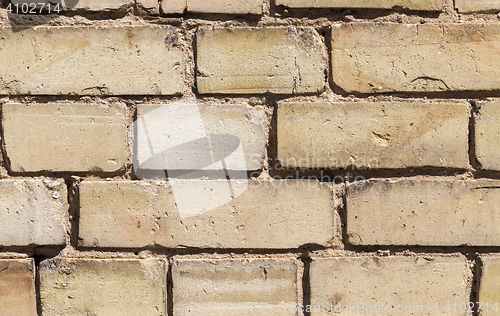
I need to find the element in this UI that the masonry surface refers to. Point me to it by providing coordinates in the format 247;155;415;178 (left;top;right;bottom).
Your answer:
1;0;500;315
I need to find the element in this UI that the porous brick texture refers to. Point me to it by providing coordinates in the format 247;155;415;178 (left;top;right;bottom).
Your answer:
0;26;183;95
1;0;499;314
0;259;37;316
477;256;500;316
40;258;167;315
196;27;325;94
278;101;468;169
3;103;127;173
0;179;67;246
347;179;500;246
310;256;469;316
172;258;298;315
276;0;443;11
78;180;334;248
331;23;500;93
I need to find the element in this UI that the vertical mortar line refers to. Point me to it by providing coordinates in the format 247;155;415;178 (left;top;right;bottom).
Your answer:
167;256;174;316
267;100;279;178
0;101;12;173
187;20;198;98
34;256;42;316
66;177;80;249
473;255;482;316
469;100;482;175
318;25;331;95
340;180;348;248
301;255;312;316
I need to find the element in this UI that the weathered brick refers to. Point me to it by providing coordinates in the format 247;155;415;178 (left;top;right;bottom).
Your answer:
0;259;37;316
137;0;161;13
146;0;263;14
0;26;184;95
278;101;468;170
332;23;500;93
40;258;167;316
477;256;500;316
136;103;266;171
456;0;500;12
0;179;67;246
188;0;263;14
276;0;443;11
347;179;500;246
310;256;468;316
11;0;130;11
3;103;127;173
161;0;186;13
196;27;324;94
475;101;500;171
79;180;334;248
173;258;297;315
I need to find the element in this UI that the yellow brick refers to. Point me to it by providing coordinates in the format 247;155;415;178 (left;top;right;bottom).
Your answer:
3;103;127;173
173;258;297;315
278;101;468;170
197;27;325;94
0;259;37;316
332;23;500;93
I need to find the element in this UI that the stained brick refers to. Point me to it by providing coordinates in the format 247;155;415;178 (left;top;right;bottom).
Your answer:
196;27;324;94
332;23;500;93
3;103;127;173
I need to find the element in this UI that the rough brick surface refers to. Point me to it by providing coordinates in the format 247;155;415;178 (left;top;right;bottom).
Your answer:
0;179;67;246
276;0;443;11
475;101;500;171
0;26;184;95
3;103;127;173
332;23;500;93
456;0;500;12
11;0;129;10
478;256;500;316
161;0;187;13
310;256;468;316
0;259;37;316
40;258;167;315
188;0;263;14
347;179;500;246
78;180;334;248
173;258;297;315
136;103;266;171
278;101;468;169
196;27;324;94
143;0;262;14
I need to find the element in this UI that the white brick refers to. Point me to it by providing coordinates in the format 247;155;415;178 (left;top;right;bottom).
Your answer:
277;0;443;11
310;256;468;316
0;259;37;316
278;101;468;169
40;258;167;316
136;103;266;171
78;180;334;248
332;23;500;93
187;0;262;14
456;0;500;12
0;26;184;95
475;101;500;171
173;258;297;316
0;179;67;246
477;256;500;316
3;103;127;173
348;179;500;246
196;27;325;94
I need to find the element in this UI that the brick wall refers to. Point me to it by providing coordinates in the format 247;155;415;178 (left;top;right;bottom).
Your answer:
1;0;500;315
